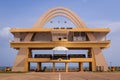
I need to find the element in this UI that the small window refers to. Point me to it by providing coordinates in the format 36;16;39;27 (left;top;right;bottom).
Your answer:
74;32;79;36
81;32;85;36
58;38;61;41
63;37;67;39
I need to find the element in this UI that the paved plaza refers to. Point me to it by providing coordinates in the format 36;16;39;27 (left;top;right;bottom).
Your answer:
0;72;120;80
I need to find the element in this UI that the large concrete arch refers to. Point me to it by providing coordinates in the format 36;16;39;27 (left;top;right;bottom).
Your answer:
12;7;108;72
32;7;87;28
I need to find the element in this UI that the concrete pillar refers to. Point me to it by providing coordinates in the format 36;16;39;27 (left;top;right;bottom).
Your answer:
91;48;96;71
65;63;68;72
92;61;96;71
25;48;30;72
37;62;41;71
53;62;55;72
79;62;83;71
25;61;29;72
28;49;31;71
28;49;32;58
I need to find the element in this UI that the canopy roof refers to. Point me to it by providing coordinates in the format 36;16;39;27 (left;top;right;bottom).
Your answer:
52;46;68;51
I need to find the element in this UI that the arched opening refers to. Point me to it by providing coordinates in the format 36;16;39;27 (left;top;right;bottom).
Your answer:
32;7;87;28
44;16;76;28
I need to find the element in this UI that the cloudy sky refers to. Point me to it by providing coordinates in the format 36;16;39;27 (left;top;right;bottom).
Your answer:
0;0;120;67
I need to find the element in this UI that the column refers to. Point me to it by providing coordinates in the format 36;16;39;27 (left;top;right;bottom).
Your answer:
65;63;68;72
28;62;30;71
53;62;55;72
28;49;31;71
92;61;96;71
91;48;96;71
79;62;83;71
25;48;30;72
37;62;41;71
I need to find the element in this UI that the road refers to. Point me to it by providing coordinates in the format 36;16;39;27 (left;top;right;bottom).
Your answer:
0;72;120;80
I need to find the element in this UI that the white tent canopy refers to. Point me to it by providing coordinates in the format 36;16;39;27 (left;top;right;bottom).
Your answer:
52;46;68;51
52;46;68;59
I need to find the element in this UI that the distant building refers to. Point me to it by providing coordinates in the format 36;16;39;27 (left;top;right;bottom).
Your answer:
10;7;110;72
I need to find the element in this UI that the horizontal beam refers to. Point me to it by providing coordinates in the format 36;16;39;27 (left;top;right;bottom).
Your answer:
10;28;110;33
28;58;93;62
10;41;110;49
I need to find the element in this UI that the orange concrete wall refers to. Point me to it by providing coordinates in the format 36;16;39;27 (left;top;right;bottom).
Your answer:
32;32;52;41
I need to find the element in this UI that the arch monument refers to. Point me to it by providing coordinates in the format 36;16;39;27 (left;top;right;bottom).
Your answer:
10;7;110;72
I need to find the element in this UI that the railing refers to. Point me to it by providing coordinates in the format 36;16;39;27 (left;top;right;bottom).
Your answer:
34;54;86;60
28;57;93;62
11;40;110;42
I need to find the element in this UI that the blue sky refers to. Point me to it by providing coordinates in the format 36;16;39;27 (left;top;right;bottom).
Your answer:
0;0;120;67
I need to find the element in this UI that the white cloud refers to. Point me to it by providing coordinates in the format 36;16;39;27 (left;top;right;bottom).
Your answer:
106;22;120;33
0;27;11;38
87;20;120;33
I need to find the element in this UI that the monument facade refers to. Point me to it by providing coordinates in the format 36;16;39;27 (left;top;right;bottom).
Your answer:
10;7;110;72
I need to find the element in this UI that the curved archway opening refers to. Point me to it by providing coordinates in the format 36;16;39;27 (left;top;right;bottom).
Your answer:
33;7;87;28
44;16;76;28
